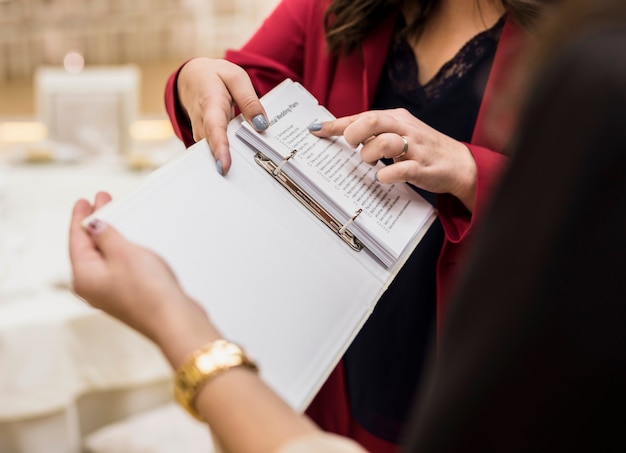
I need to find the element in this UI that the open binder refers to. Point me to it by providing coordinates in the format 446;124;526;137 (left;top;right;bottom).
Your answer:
252;151;364;252
83;80;437;412
235;80;436;268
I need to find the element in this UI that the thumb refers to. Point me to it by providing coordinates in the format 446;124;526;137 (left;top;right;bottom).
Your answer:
85;219;130;257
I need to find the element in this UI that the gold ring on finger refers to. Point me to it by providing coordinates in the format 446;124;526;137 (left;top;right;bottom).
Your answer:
394;135;408;159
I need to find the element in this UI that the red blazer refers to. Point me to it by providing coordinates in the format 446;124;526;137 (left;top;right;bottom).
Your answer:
164;0;527;323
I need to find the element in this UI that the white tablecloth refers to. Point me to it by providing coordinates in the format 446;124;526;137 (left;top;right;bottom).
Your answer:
0;160;174;453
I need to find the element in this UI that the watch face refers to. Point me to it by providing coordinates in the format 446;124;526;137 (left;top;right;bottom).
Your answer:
196;341;243;373
174;341;257;420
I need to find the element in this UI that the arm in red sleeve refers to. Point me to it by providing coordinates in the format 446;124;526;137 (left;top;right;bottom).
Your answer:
164;63;195;147
437;144;509;243
436;144;508;321
434;19;528;319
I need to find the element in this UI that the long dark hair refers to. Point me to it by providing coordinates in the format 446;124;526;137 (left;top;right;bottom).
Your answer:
324;0;551;55
529;0;626;73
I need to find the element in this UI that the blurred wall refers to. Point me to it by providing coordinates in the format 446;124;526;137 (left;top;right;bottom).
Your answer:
0;0;280;82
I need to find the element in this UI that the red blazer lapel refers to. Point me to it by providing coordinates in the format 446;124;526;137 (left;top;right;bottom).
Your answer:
472;18;531;151
323;12;397;116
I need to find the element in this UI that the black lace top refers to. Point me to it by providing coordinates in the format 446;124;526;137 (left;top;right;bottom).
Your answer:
375;16;505;146
343;16;505;442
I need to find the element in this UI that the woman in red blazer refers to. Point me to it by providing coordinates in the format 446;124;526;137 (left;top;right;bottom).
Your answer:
164;0;541;450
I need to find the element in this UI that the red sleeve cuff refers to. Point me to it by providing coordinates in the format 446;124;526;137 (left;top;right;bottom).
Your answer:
437;144;509;243
164;61;195;148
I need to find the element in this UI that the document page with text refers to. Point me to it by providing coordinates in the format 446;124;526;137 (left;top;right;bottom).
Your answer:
237;80;437;268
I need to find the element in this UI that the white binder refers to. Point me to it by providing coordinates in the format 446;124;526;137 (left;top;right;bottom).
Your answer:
84;80;436;412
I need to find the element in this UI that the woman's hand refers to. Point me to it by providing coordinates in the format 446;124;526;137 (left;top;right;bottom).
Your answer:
310;108;478;211
68;193;220;367
177;58;269;175
68;194;329;452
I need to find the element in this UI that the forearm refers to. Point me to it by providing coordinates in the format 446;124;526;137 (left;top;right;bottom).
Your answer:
151;295;222;369
153;295;320;453
198;367;319;453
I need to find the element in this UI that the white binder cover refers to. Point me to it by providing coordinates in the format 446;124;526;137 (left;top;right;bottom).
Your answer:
84;87;436;412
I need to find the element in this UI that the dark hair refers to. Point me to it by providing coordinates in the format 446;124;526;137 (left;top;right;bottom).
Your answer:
511;0;626;141
324;0;552;55
529;0;626;73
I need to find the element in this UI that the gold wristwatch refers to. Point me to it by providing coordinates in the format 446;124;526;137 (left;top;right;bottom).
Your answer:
174;339;258;420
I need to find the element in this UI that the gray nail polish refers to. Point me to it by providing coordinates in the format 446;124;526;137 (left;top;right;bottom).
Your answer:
374;172;379;183
252;114;268;131
216;160;224;176
308;122;322;132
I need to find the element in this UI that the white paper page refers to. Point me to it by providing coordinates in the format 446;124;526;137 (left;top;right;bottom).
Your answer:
85;131;394;411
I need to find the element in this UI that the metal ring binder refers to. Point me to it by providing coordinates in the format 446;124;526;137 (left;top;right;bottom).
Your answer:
338;209;362;235
254;152;364;252
273;149;298;176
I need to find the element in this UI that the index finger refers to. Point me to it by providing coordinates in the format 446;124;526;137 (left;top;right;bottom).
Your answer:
308;114;361;142
222;68;268;132
210;64;268;175
201;95;235;175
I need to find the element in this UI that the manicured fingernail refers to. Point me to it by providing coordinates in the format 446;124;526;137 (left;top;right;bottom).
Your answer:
308;122;322;132
374;172;379;183
216;160;224;176
252;114;268;131
88;219;108;236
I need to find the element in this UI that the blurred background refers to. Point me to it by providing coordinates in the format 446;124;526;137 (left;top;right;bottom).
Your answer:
0;0;279;116
0;2;280;452
0;0;280;166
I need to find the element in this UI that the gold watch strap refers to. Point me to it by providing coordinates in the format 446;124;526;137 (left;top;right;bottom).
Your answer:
174;339;258;420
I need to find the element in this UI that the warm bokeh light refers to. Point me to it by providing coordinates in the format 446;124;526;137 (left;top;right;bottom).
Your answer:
129;119;174;141
0;122;48;143
63;52;85;74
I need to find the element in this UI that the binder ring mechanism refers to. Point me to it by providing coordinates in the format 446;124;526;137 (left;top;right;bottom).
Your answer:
254;151;364;252
272;149;298;176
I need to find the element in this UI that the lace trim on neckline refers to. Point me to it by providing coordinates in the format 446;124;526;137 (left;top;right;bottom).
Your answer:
388;15;505;102
422;16;505;99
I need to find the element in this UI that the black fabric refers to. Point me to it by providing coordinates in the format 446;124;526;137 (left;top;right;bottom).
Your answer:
404;25;626;452
343;17;503;442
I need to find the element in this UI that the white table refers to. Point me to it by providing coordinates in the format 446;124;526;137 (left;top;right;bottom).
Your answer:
0;159;174;453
